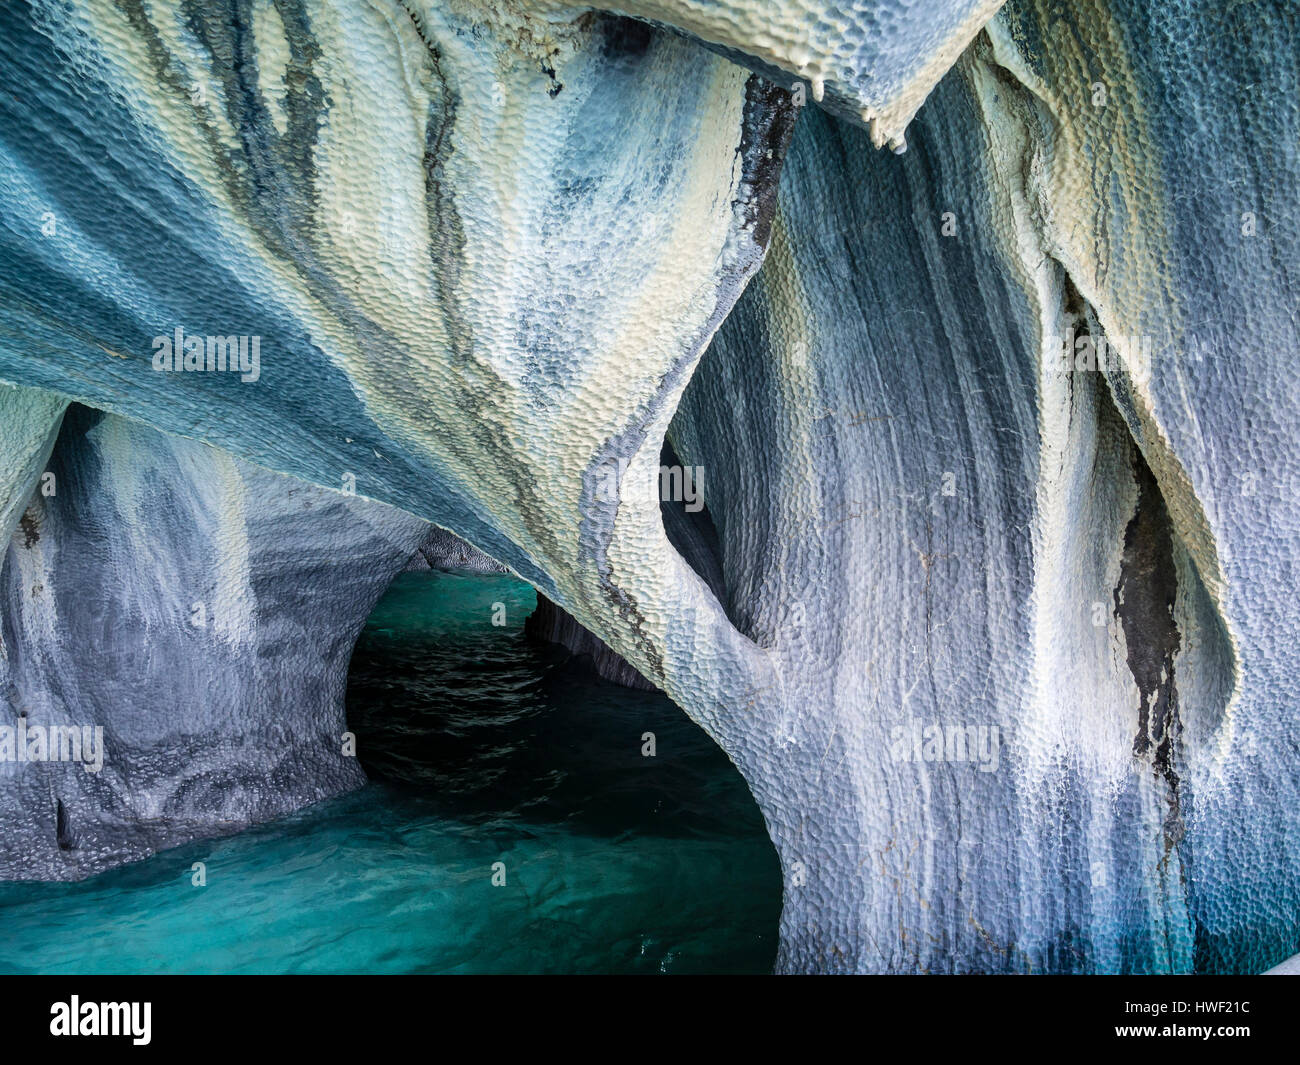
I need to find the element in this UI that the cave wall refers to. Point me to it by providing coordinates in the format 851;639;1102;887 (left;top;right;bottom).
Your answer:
0;406;429;879
980;0;1300;971
665;0;1298;972
671;93;1226;972
0;384;67;545
404;526;509;574
521;0;1006;147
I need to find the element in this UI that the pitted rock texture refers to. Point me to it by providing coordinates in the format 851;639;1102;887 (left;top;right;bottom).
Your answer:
0;384;66;545
0;406;429;880
526;0;1006;147
404;526;509;574
526;439;728;691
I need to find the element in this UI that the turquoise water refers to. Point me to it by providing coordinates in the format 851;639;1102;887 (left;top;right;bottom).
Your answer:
0;571;781;974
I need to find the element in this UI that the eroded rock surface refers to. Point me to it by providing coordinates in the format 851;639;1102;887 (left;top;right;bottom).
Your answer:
0;407;428;879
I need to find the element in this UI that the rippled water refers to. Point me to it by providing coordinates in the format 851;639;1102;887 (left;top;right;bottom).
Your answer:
0;570;781;974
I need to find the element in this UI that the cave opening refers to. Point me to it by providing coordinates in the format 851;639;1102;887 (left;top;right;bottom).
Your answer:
336;559;783;973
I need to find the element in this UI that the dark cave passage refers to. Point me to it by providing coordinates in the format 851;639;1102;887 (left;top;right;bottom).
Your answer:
331;565;784;972
336;566;784;973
